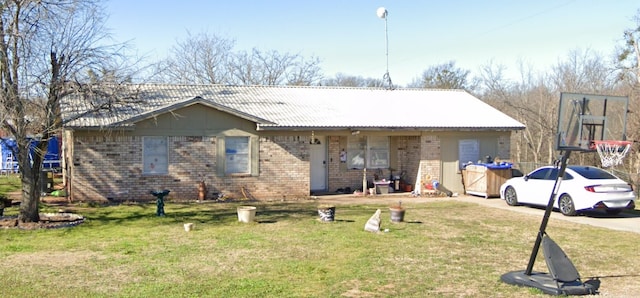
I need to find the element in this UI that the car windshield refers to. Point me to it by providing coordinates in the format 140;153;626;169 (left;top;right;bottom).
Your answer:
569;166;617;179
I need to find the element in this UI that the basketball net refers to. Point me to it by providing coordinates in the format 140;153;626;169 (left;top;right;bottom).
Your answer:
592;140;632;168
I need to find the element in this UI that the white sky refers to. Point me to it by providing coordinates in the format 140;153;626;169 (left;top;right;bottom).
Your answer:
105;0;640;86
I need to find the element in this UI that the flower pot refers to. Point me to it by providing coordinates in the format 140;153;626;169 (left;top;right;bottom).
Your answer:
317;205;336;222
183;223;194;232
237;206;257;223
389;208;405;222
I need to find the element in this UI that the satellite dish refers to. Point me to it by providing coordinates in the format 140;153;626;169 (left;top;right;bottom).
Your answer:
376;7;387;19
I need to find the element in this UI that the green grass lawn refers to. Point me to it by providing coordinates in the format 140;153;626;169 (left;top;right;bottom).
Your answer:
0;175;20;195
1;197;639;297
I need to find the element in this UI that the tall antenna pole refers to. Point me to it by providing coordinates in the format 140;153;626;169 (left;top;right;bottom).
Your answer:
377;7;393;89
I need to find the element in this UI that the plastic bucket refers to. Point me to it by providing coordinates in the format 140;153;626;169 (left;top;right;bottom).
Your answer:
183;223;194;232
237;206;257;223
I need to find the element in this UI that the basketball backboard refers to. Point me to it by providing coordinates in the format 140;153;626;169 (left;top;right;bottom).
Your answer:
556;92;628;151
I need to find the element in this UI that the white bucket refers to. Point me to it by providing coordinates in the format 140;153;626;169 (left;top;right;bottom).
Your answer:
183;223;194;232
237;206;257;223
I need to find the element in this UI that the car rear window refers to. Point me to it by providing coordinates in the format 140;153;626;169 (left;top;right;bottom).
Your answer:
569;166;617;179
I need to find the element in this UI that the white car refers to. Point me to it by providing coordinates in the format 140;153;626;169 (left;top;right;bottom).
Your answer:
500;165;636;216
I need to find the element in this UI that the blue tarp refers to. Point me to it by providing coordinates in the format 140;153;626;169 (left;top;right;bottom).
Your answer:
476;162;513;169
0;136;61;172
29;137;61;169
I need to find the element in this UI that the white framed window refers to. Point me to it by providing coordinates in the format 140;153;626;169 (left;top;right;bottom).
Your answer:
225;136;250;174
347;136;389;169
143;136;168;174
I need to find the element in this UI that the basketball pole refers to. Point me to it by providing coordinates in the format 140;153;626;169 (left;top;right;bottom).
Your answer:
525;150;571;275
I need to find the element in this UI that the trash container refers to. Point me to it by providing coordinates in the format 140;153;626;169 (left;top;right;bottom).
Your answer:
374;180;391;194
462;163;512;198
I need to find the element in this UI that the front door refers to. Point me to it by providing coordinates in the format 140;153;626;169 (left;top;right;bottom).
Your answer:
440;137;465;193
310;136;327;191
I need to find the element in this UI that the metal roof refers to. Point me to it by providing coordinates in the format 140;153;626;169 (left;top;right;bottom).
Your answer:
60;84;526;131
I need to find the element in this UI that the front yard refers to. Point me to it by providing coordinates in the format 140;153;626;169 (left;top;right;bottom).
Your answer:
1;197;639;297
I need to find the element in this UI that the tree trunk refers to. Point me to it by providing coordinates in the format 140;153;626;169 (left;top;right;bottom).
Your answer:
16;138;46;223
18;173;40;223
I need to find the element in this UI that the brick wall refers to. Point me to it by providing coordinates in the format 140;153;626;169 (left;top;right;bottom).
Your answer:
69;134;309;202
418;135;441;193
326;135;424;194
496;134;512;161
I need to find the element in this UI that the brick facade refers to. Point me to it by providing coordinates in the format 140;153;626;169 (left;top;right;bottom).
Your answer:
67;131;511;201
69;134;311;202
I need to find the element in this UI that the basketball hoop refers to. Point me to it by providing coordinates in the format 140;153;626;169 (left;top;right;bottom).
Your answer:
591;140;632;168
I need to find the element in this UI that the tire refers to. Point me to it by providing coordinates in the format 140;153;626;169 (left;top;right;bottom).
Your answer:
504;186;519;206
605;209;623;215
558;194;577;216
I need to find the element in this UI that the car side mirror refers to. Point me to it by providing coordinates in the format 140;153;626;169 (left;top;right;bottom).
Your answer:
523;175;529;181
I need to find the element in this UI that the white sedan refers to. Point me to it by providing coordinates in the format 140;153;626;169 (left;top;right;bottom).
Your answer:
500;165;636;216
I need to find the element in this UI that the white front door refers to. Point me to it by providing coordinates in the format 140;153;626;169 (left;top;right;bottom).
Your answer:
310;137;327;191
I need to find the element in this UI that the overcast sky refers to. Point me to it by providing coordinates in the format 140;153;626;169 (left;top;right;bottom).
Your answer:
105;0;639;85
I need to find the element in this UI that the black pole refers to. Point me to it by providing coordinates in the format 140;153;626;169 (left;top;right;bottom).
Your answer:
525;150;571;275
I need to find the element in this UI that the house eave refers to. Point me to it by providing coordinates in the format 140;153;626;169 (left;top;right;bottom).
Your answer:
256;125;526;132
63;125;136;131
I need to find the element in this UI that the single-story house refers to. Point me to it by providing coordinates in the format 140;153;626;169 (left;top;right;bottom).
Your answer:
59;84;525;201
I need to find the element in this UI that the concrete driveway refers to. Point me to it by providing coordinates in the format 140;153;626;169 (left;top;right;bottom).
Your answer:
316;193;640;234
451;195;640;234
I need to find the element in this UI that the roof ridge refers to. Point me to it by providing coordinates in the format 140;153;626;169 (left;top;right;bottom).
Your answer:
115;82;467;92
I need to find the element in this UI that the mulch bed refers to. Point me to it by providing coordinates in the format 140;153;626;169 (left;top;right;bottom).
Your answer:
0;212;85;230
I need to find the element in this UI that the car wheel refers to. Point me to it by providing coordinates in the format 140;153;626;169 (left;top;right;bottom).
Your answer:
558;194;577;216
605;209;622;215
504;186;519;206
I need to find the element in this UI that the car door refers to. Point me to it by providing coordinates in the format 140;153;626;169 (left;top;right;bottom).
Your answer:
517;168;555;205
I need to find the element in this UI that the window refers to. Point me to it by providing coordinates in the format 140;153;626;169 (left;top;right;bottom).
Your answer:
143;136;168;174
367;136;389;169
528;168;551;180
347;136;389;169
225;136;250;174
569;166;615;180
347;135;366;169
527;168;571;180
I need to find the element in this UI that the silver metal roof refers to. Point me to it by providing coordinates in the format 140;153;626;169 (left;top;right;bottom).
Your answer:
60;84;525;131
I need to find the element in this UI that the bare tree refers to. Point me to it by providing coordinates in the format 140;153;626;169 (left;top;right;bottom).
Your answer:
228;48;322;86
477;60;560;165
408;61;475;90
549;48;617;93
0;0;135;223
154;32;324;86
156;32;235;84
321;73;383;87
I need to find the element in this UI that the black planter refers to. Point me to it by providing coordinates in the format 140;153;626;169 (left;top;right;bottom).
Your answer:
389;208;405;222
318;206;335;222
